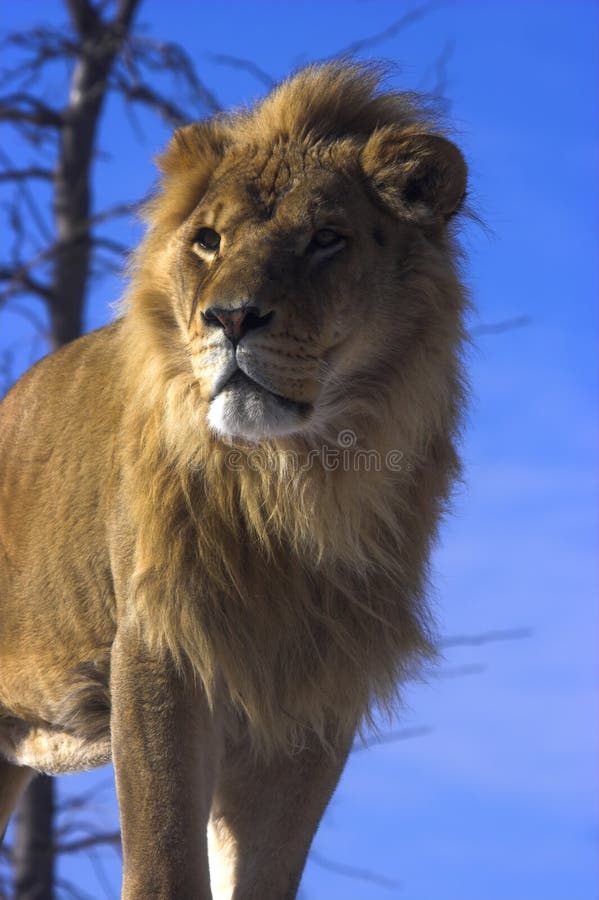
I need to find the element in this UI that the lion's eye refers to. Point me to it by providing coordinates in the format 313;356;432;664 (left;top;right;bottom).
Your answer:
194;228;221;253
312;228;342;249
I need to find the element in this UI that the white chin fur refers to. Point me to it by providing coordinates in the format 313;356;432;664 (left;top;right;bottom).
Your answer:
207;383;307;442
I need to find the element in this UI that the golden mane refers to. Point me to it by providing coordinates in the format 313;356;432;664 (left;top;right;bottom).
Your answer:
114;62;468;751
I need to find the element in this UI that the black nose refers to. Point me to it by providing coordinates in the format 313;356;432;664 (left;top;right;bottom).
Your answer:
202;304;274;344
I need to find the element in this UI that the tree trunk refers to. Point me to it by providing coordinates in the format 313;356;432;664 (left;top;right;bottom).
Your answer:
12;776;54;900
50;0;141;349
12;2;141;896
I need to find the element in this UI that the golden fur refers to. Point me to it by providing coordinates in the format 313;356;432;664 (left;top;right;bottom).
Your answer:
119;62;467;749
0;62;468;895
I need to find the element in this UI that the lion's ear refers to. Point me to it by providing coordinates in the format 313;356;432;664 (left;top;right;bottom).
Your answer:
148;121;231;226
156;120;229;180
361;128;467;221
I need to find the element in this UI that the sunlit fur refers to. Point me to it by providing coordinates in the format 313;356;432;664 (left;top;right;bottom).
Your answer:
119;62;468;750
0;62;468;763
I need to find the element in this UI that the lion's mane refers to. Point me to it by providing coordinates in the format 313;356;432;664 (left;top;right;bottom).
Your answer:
116;63;467;751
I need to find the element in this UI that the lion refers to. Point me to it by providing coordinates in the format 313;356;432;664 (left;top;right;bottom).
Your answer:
0;62;468;898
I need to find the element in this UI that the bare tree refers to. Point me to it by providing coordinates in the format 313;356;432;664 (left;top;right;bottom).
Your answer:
0;1;221;894
0;0;220;355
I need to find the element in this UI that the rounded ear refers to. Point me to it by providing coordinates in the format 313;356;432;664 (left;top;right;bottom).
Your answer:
147;120;231;227
156;119;230;180
361;127;467;220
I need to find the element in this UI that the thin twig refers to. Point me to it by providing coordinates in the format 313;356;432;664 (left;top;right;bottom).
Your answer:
472;315;532;336
330;3;436;58
207;53;275;89
309;850;401;890
440;627;533;649
0;167;53;182
0;92;62;127
55;831;121;855
352;725;432;753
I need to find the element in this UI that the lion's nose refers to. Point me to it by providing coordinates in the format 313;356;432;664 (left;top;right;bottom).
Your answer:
202;304;274;344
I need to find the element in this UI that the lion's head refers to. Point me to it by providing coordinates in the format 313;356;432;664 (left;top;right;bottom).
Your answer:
128;62;467;447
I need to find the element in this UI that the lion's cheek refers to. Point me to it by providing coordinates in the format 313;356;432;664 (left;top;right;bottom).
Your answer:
190;344;238;399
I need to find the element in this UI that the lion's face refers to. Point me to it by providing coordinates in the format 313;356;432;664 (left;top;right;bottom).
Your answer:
171;145;397;441
148;92;466;444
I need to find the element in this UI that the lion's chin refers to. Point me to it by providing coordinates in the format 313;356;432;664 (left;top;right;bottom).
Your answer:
207;371;311;443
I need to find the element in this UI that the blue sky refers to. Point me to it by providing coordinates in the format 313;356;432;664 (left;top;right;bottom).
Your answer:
1;2;598;898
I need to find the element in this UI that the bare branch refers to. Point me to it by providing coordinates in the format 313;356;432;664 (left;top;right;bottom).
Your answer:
0;28;79;87
0;197;138;306
430;37;455;100
0;258;54;303
121;34;221;114
207;53;275;89
0;268;55;304
54;817;116;840
0;168;53;183
309;850;400;890
440;627;533;649
88;199;141;225
0;93;62;127
0;148;54;243
92;236;129;256
352;725;432;754
472;315;532;336
0;245;61;303
437;663;487;678
55;776;115;814
111;75;189;126
90;253;127;277
20;275;55;303
331;2;436;58
56;831;121;854
87;847;118;899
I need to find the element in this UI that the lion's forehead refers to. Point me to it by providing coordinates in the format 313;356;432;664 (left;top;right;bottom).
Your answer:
204;142;356;230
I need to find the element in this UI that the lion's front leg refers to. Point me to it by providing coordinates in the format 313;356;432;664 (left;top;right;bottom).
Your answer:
209;727;353;900
111;625;221;900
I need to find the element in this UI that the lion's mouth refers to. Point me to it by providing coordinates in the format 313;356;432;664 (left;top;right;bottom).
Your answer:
219;369;310;412
207;369;312;441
